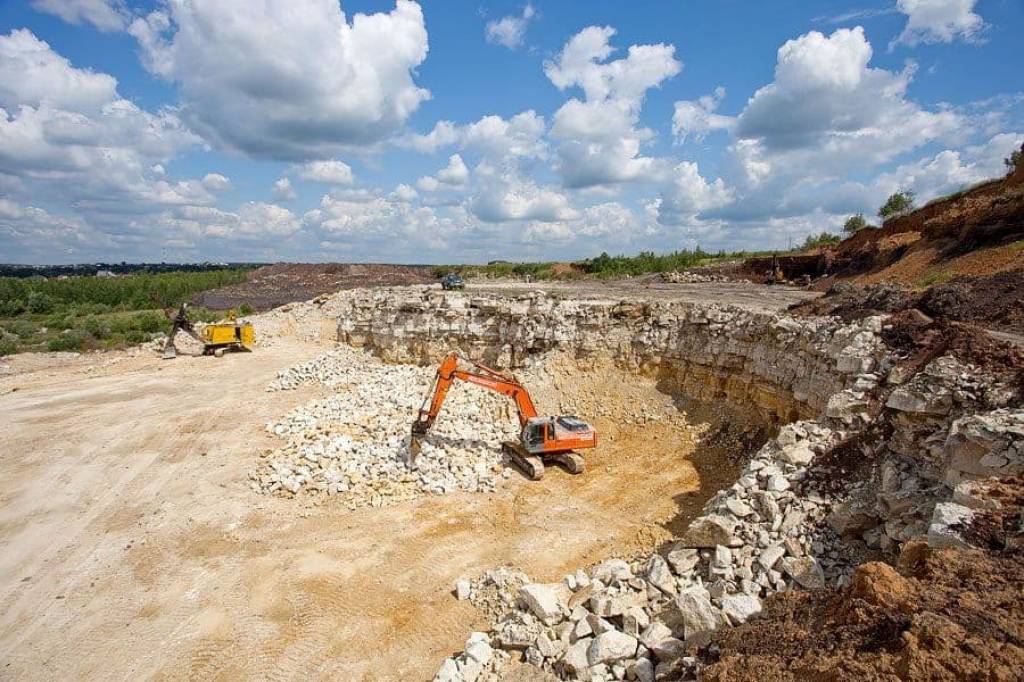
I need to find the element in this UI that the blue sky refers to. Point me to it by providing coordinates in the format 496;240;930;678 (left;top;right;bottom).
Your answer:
0;0;1021;264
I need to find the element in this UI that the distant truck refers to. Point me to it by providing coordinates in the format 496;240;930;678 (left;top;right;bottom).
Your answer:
441;272;465;290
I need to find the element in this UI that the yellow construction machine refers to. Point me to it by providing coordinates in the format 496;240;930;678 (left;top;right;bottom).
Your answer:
163;303;254;359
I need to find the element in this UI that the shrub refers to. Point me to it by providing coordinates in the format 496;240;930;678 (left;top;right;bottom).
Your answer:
843;214;868;234
802;232;842;250
124;330;148;344
82;315;110;339
43;312;74;330
0;336;16;356
5;319;38;338
0;298;26;316
47;331;85;352
0;268;249;314
239;303;253;316
136;312;167;333
878;191;916;221
26;290;54;313
1006;147;1022;174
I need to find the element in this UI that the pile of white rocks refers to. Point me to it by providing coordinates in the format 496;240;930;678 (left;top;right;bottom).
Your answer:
660;271;730;284
251;345;520;508
434;419;856;682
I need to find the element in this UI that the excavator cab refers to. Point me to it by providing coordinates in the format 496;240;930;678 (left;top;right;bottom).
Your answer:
521;416;595;455
409;353;597;480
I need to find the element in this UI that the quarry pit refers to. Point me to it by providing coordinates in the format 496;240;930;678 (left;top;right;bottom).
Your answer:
1;282;1020;681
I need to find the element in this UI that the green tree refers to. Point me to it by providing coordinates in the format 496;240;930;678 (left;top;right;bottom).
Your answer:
878;191;915;221
1006;148;1022;174
843;214;868;234
801;232;841;250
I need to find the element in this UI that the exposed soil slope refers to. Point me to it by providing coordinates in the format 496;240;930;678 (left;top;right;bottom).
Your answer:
827;157;1024;284
696;543;1024;681
792;272;1024;336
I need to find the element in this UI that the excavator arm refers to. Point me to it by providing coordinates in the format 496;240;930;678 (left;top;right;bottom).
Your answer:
413;353;537;431
409;352;596;479
410;353;538;460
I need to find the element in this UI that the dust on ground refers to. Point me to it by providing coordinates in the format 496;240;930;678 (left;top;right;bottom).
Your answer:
0;300;749;680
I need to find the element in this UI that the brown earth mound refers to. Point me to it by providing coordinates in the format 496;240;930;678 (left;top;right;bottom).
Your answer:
791;269;1024;336
824;161;1024;283
192;262;435;311
693;540;1024;681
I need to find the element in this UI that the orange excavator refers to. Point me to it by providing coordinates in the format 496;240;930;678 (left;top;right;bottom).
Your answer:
410;353;597;480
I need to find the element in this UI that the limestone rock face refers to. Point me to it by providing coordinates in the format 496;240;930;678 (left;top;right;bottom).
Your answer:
587;630;637;665
927;502;975;549
681;514;737;548
945;410;1024;478
675;586;728;641
518;583;568;625
331;287;888;422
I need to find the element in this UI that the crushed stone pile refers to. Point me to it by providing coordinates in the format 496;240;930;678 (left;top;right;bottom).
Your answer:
251;345;521;508
660;271;730;284
434;421;856;682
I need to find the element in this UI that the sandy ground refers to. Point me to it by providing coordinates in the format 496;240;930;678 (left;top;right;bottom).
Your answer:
0;322;742;679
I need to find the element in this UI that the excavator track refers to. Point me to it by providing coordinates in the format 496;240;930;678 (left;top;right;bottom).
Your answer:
502;441;545;481
548;451;586;475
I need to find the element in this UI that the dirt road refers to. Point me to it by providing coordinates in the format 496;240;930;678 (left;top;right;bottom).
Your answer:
0;335;731;679
467;279;819;312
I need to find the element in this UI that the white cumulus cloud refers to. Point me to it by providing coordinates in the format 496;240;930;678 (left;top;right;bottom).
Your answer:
485;4;535;49
296;160;355;185
417;154;470;191
272;177;297;201
733;27;961;175
894;0;985;47
129;0;430;159
545;26;681;188
31;0;128;32
201;173;230;191
469;172;578;223
672;87;734;144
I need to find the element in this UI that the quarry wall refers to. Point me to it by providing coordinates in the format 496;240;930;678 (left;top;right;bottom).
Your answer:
333;288;887;426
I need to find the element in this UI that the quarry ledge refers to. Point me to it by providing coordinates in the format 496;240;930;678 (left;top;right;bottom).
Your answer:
327;286;888;426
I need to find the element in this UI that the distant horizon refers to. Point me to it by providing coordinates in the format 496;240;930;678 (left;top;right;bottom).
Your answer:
0;1;1021;264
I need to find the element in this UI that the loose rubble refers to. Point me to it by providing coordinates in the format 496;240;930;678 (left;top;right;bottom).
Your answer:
251;345;519;508
660;271;731;284
433;419;858;681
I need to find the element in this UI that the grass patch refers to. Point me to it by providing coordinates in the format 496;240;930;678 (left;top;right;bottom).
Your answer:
0;267;247;356
914;270;955;288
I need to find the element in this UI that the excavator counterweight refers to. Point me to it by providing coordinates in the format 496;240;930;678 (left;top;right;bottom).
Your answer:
409;353;596;480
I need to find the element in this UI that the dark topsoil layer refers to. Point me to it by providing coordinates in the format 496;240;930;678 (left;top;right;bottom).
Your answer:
790;271;1024;336
192;262;435;311
692;540;1024;681
665;476;1024;681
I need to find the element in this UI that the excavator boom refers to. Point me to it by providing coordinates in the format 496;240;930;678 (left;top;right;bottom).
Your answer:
409;352;596;480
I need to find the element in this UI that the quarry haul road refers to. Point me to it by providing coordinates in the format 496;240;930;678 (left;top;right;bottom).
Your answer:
468;279;821;311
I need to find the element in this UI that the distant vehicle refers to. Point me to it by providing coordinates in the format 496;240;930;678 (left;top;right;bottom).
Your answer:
441;272;465;290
